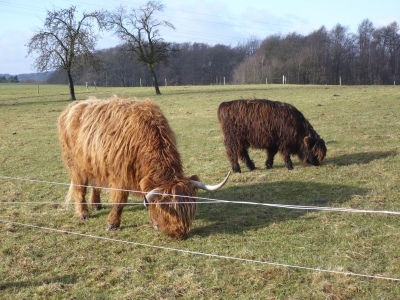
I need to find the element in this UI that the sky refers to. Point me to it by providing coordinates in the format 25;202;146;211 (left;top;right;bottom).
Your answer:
1;0;399;75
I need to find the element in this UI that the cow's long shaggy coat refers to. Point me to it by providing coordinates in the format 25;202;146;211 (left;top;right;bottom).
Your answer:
217;99;327;172
58;97;206;239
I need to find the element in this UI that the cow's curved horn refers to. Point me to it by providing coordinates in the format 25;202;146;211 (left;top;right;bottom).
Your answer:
144;172;230;205
144;188;163;207
191;172;230;191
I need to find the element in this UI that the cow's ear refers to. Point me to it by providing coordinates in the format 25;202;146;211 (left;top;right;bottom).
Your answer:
189;174;200;182
304;136;316;149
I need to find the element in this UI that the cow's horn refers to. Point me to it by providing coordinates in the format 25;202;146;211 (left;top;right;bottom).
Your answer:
144;172;230;204
143;196;149;208
144;188;163;206
191;172;230;191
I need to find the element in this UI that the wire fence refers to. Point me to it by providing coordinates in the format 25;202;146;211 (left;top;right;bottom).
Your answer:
1;175;400;214
1;174;400;282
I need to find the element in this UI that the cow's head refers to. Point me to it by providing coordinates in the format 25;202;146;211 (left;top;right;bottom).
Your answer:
302;136;327;166
143;172;230;239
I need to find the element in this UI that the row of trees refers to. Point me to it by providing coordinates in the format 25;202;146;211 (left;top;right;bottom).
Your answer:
48;41;254;87
49;19;400;88
235;20;400;85
0;75;19;83
28;1;400;100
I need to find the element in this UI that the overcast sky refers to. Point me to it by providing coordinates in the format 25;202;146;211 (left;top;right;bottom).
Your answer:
1;0;399;75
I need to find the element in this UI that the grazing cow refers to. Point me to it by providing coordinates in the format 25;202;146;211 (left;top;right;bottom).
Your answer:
217;99;326;172
58;97;230;239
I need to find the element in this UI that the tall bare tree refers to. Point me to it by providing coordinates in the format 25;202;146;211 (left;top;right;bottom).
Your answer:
107;1;176;95
357;19;375;84
27;6;105;100
329;24;351;84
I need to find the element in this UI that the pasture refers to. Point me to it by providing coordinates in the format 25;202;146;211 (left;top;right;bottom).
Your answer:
0;83;399;299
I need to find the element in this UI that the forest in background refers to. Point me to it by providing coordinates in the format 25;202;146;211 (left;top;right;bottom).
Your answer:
47;19;400;87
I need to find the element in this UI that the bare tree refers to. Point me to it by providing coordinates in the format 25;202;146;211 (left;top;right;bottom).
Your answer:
304;26;330;84
233;51;267;84
107;1;176;94
357;19;375;84
329;24;350;84
374;22;400;83
27;5;105;100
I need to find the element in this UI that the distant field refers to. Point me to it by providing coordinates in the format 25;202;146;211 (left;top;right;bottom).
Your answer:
1;83;400;299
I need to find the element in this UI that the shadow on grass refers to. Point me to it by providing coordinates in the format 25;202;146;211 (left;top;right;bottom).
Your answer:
220;150;398;173
0;274;78;291
325;150;397;166
63;149;393;238
77;175;371;238
191;180;369;238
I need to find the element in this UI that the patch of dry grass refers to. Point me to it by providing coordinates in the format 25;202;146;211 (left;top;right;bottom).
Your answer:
1;83;400;298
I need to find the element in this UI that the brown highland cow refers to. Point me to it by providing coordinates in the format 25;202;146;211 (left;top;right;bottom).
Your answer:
217;99;326;172
58;97;229;239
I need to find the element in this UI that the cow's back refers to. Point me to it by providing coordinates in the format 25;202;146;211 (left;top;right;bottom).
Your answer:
58;98;181;189
218;99;307;148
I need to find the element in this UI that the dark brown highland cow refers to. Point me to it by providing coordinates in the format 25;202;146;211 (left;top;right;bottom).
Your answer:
217;99;327;172
58;97;229;239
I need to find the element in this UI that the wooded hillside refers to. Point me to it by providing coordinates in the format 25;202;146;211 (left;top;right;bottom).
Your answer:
47;19;400;86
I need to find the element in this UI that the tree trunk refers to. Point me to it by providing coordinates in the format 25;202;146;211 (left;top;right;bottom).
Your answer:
67;70;76;100
148;64;161;95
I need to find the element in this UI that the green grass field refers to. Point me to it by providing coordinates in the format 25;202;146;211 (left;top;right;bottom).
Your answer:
1;83;400;299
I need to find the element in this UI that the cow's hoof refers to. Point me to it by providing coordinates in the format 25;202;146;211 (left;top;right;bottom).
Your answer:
266;160;273;169
232;167;241;173
92;204;103;211
246;161;255;171
106;224;119;231
79;213;90;220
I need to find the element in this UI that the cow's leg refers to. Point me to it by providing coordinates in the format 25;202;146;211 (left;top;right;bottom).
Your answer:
282;153;294;170
239;147;255;171
266;148;278;169
89;187;102;210
107;189;129;231
231;162;241;173
226;146;241;173
64;156;89;219
72;182;90;220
